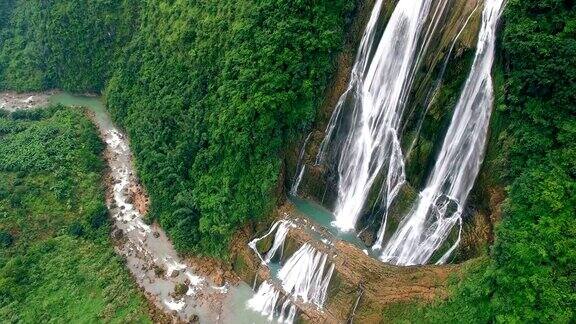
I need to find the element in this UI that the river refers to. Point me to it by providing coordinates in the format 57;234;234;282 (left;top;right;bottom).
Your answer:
2;91;267;324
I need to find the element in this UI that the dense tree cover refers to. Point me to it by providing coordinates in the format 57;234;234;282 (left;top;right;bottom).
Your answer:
0;107;150;322
0;0;138;92
391;1;576;322
0;0;17;31
0;0;573;320
106;0;355;256
477;0;575;320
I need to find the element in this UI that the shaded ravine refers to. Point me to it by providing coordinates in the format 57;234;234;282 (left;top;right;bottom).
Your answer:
1;91;267;323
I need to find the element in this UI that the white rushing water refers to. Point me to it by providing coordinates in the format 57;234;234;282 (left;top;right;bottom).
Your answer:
85;102;228;321
278;243;334;307
290;132;312;196
381;0;505;265
247;282;297;323
248;220;293;264
247;221;334;322
316;0;440;232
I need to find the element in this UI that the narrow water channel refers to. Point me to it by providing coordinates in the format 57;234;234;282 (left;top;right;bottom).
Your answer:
46;93;267;323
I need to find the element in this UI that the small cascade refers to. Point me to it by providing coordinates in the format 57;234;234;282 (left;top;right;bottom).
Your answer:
381;0;505;265
348;288;364;324
278;243;335;308
246;221;335;322
249;220;292;264
247;282;296;323
278;299;297;324
290;132;313;196
371;134;406;250
247;282;279;320
315;0;447;232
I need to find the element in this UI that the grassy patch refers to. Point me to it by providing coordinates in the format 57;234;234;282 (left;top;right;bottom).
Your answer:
0;106;150;322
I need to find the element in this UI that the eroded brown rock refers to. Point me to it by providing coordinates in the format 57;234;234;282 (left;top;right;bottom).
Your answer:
128;182;150;215
231;203;469;323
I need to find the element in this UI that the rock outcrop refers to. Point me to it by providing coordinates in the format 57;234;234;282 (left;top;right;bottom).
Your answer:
231;203;469;323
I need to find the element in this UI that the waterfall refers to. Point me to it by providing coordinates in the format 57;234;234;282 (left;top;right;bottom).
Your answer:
247;282;297;323
247;282;279;320
246;242;334;321
404;2;481;161
315;0;440;232
290;132;313;196
381;0;505;265
278;243;335;308
278;298;297;324
249;220;291;264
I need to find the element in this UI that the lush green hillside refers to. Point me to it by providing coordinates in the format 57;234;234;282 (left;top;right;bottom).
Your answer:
0;0;137;92
0;107;150;322
0;0;355;257
0;0;573;321
388;1;576;322
105;0;355;256
485;0;575;320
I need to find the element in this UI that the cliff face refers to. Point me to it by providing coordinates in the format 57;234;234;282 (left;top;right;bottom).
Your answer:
231;1;504;321
284;0;498;261
231;204;470;323
283;0;392;207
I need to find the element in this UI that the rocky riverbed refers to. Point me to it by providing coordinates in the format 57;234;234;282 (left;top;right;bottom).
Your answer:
1;91;266;323
0;91;53;111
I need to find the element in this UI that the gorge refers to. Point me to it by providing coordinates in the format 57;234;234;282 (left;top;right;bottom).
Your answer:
238;0;504;321
0;0;574;323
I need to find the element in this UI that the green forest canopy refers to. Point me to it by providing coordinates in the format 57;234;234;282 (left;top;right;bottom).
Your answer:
0;106;150;322
0;0;357;256
0;0;574;321
0;0;137;92
104;0;355;256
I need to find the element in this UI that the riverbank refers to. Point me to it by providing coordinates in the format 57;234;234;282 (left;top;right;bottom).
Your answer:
0;91;54;111
1;91;267;323
0;100;151;322
0;90;475;323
